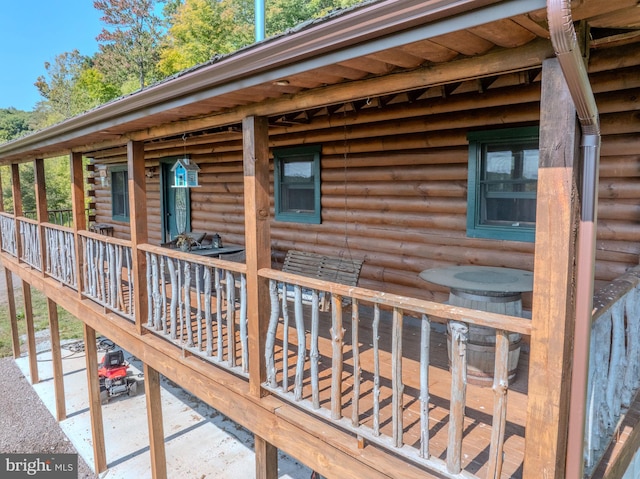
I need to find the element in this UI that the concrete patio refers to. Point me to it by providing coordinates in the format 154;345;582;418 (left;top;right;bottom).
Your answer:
15;338;312;478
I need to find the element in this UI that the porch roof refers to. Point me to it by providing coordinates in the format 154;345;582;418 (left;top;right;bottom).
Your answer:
0;0;639;164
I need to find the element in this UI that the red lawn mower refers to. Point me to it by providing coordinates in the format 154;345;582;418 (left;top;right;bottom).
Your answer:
98;348;140;403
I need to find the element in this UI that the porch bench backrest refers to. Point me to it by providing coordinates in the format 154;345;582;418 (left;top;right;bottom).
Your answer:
281;250;363;311
282;250;363;288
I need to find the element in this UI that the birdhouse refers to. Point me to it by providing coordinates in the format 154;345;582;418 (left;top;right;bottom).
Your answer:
171;158;200;188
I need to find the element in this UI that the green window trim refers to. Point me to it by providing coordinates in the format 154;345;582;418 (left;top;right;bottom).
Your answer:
110;165;130;222
274;145;321;224
467;126;539;242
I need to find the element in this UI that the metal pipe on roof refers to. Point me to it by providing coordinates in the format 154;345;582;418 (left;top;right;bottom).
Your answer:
255;0;265;41
547;0;601;477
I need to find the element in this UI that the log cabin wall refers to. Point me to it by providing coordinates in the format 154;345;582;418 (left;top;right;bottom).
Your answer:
89;44;640;308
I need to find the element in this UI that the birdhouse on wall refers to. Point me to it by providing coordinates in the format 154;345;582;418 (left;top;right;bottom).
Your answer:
171;158;200;188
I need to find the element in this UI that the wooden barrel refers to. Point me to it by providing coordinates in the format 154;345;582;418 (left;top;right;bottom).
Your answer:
447;289;524;386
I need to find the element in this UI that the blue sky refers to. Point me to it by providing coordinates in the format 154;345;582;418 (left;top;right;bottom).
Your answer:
0;1;103;111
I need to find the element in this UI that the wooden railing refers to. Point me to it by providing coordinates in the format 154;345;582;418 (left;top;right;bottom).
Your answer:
79;231;134;321
18;217;41;271
259;268;532;479
140;244;248;376
585;266;640;476
23;208;87;228
43;223;77;290
0;212;17;257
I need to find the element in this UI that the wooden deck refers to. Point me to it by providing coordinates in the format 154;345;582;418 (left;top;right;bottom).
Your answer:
149;286;529;478
5;237;640;478
269;305;529;478
11;229;640;478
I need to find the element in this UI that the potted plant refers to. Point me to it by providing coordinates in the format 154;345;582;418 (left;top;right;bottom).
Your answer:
175;232;195;251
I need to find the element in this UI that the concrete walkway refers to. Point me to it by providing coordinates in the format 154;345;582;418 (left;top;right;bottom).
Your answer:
15;341;311;479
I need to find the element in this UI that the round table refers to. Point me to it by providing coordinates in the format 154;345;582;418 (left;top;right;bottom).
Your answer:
419;265;533;386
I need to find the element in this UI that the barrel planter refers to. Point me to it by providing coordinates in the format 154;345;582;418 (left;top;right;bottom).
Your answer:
447;290;524;386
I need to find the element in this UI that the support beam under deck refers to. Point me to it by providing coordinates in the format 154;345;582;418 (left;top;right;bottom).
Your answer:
83;323;107;474
47;299;66;421
22;280;38;384
255;435;278;479
4;267;20;359
144;363;167;479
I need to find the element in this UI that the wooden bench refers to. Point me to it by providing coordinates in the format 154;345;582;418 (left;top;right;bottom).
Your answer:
281;250;363;311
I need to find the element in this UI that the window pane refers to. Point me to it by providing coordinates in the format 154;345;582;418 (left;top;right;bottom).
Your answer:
282;186;315;212
480;140;538;226
274;145;321;224
484;197;536;225
280;158;315;213
284;160;313;181
112;170;129;219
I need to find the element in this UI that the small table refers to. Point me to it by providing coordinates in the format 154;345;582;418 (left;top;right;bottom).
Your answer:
184;245;245;258
419;265;533;385
419;265;533;311
90;223;114;236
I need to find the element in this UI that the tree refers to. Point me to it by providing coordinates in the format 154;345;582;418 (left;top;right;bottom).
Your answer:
0;108;33;143
158;0;253;76
71;67;121;112
34;50;91;124
94;0;165;89
266;0;363;36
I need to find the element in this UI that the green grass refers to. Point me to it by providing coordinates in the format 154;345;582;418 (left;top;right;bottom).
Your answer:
0;286;85;358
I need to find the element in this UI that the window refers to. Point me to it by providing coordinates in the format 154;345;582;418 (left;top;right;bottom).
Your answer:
467;127;539;242
111;166;129;221
274;145;321;224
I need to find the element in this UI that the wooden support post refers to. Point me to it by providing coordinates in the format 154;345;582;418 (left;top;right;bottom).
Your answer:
11;163;23;260
5;268;20;358
243;116;271;397
144;363;167;479
255;434;278;479
21;281;39;384
523;58;580;479
128;140;149;334
83;323;107;473
47;299;66;421
34;158;48;275
70;152;86;299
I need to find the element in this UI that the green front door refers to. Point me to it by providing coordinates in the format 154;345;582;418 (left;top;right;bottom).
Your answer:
161;160;191;243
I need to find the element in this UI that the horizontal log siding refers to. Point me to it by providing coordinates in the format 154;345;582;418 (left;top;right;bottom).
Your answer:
90;55;640;306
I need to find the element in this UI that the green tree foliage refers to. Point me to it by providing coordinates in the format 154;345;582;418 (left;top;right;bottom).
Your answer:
72;68;121;113
42;157;72;211
35;50;90;124
0;108;33;143
266;0;363;36
0;158;72;215
94;0;165;90
158;0;363;76
158;0;253;76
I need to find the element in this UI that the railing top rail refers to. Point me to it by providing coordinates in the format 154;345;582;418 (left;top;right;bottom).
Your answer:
138;243;248;274
260;267;532;335
592;265;640;322
16;216;38;225
77;229;132;248
0;211;15;219
42;222;74;234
